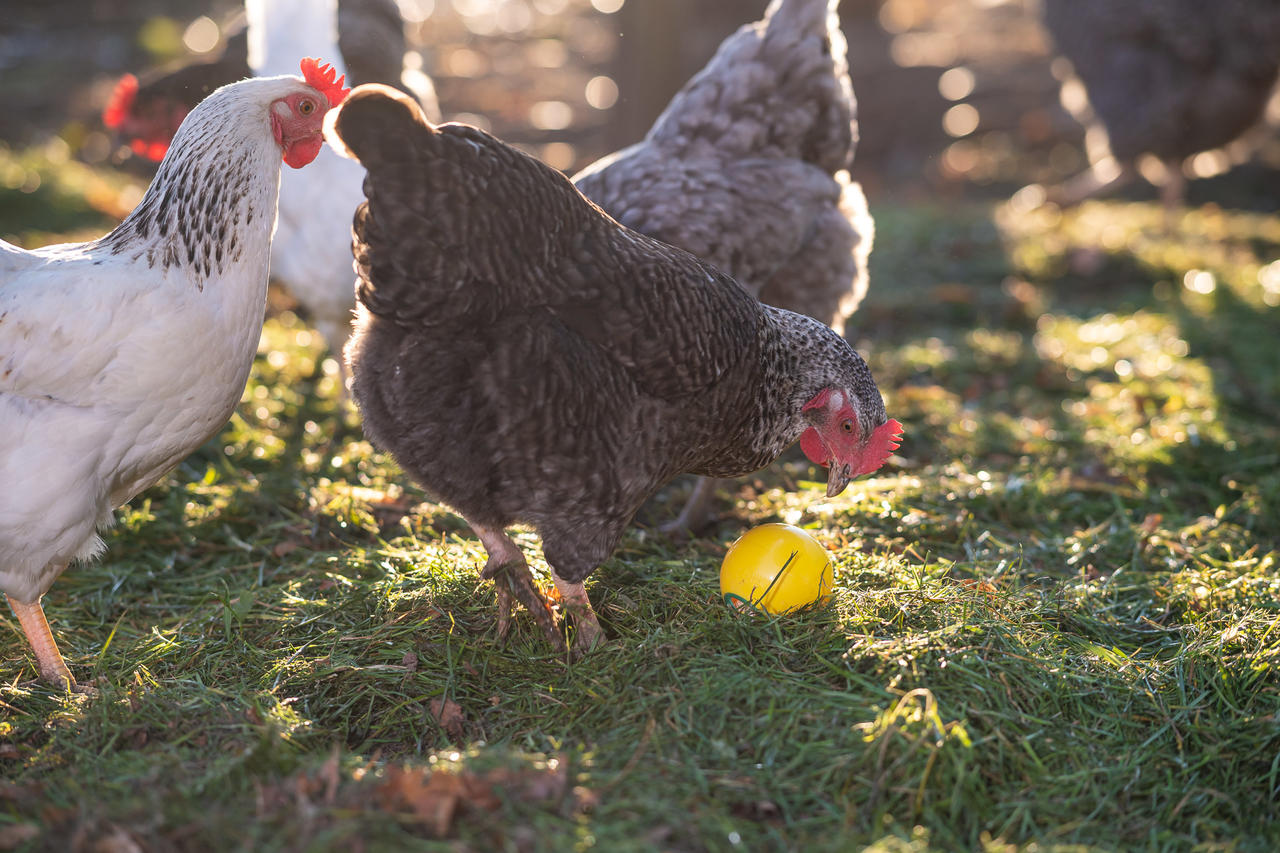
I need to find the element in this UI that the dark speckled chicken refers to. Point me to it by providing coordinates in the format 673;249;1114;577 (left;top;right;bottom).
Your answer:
1040;0;1280;207
325;84;901;655
573;0;873;530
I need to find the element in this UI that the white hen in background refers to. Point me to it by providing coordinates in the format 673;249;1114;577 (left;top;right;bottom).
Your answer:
249;0;433;391
0;61;347;689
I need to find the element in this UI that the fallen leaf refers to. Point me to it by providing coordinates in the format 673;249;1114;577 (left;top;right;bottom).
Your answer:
377;766;465;836
273;541;300;558
428;698;465;741
87;826;143;853
0;824;39;849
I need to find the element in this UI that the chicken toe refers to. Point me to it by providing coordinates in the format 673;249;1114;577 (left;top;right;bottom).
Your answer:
551;575;604;656
472;523;566;654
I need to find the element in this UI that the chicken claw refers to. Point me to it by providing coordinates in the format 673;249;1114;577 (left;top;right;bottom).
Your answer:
550;576;604;657
473;524;567;655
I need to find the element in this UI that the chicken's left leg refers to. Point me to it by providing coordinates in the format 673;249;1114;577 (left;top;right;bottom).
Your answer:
6;595;76;690
471;523;566;655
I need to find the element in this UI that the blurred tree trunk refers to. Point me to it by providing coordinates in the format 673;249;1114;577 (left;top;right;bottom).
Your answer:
610;0;767;148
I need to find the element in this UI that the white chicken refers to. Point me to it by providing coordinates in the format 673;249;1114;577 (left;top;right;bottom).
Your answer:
0;59;348;689
247;0;428;391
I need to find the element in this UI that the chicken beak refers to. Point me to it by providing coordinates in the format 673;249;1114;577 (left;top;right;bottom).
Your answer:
826;462;853;498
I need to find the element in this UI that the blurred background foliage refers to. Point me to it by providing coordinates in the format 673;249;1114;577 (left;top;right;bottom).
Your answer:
2;0;1278;220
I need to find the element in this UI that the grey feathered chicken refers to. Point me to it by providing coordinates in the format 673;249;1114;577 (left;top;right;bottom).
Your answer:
1039;0;1280;208
326;84;901;655
573;0;873;531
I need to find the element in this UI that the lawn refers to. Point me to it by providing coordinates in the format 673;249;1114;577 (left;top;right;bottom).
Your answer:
1;140;1278;851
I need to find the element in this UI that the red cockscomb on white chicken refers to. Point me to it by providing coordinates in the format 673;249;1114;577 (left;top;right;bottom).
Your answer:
0;58;349;689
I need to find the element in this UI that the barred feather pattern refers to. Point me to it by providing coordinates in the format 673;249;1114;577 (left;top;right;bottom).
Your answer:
333;85;887;584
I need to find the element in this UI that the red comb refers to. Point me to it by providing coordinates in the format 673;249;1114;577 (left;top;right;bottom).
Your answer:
103;74;138;129
856;418;903;476
300;57;349;109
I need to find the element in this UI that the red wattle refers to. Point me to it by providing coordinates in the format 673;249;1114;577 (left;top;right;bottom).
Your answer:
284;135;323;168
799;428;829;466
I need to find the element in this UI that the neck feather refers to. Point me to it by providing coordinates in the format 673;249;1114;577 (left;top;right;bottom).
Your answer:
97;88;282;282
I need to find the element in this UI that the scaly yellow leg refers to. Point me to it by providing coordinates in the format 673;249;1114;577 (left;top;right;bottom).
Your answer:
6;595;76;690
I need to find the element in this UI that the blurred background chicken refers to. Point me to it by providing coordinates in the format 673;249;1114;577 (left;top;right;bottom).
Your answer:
102;0;439;390
1036;0;1280;210
574;0;874;532
328;84;900;655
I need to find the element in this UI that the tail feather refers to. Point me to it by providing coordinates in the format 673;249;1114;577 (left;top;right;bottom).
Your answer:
761;0;835;36
325;82;434;167
330;84;600;329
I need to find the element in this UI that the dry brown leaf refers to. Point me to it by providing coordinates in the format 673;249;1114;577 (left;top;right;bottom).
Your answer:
959;578;999;595
87;827;144;853
377;766;466;836
273;541;300;558
374;759;580;837
428;698;465;741
486;761;568;804
0;824;40;850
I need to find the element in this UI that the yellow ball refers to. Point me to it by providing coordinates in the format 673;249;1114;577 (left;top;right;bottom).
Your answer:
720;523;833;614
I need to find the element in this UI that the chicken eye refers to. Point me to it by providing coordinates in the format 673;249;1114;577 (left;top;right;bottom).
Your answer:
840;419;855;433
298;99;315;116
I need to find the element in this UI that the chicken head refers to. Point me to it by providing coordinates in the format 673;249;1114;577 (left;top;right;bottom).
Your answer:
799;388;903;497
271;58;350;168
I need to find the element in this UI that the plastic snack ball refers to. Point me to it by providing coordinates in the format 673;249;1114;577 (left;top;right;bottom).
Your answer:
720;523;833;613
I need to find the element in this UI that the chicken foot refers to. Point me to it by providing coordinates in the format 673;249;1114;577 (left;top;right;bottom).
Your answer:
6;595;78;691
471;523;567;655
549;574;604;656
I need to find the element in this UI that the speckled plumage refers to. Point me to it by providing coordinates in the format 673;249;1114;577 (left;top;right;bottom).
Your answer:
1042;0;1280;166
330;85;888;587
572;0;872;334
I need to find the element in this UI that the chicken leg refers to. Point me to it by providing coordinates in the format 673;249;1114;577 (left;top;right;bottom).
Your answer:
549;573;604;656
6;595;76;690
471;523;566;655
659;476;727;537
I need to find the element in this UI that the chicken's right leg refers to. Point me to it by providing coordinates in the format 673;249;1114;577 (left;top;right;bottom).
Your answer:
6;595;76;690
471;523;567;655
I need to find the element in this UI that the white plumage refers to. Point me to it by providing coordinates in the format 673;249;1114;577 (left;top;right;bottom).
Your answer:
248;0;430;382
0;71;336;688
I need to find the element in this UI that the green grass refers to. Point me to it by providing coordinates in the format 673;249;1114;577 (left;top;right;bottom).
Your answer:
2;157;1279;851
